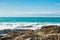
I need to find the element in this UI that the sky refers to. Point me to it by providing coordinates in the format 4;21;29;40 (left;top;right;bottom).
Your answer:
0;0;60;17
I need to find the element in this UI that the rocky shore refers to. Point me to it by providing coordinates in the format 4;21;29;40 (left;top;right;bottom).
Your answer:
0;25;60;40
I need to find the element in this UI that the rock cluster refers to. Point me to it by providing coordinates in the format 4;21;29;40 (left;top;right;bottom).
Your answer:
39;25;60;40
0;25;60;40
40;25;60;34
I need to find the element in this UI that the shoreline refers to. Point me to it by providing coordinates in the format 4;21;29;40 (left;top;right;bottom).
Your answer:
0;25;60;40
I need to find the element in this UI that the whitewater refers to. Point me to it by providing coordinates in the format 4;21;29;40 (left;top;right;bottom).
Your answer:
0;22;60;30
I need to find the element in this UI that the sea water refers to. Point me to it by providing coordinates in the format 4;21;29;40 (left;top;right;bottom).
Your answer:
0;17;60;22
0;17;60;30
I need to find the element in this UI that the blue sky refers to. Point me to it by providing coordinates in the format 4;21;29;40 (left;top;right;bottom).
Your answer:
0;0;60;17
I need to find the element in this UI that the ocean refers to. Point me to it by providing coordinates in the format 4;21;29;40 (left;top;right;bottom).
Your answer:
0;17;60;30
0;17;60;22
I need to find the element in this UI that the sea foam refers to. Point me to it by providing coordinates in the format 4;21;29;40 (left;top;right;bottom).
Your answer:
0;22;60;30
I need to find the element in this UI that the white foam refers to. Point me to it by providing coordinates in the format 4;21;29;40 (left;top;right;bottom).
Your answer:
0;22;60;30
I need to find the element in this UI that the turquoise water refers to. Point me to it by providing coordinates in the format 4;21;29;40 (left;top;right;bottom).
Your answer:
0;17;60;22
0;17;60;35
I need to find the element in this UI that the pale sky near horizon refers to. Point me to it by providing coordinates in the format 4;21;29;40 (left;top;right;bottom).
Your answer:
0;0;60;17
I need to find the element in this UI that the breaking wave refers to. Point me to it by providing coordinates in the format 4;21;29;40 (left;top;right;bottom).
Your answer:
0;22;60;30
